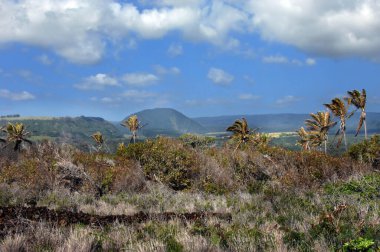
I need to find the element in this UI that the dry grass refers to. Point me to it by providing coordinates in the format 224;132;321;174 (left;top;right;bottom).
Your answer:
0;138;379;251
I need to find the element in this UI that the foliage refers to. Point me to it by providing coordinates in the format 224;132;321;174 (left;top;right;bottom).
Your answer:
324;98;351;149
226;118;254;151
343;237;375;252
324;174;380;199
121;115;143;143
347;135;380;163
178;133;215;148
125;137;200;190
91;131;104;152
2;122;32;151
346;89;367;138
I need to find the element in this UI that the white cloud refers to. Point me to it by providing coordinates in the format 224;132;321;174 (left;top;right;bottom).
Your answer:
238;93;260;100
207;68;234;85
37;54;53;65
263;55;289;64
75;73;119;90
0;0;250;64
154;65;181;75
275;95;302;107
248;0;380;60
263;55;317;66
122;73;159;86
167;43;183;57
1;1;380;62
306;58;316;66
0;89;35;101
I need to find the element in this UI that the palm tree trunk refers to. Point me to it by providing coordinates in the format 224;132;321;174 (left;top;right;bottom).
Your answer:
343;130;348;151
364;119;367;140
324;140;327;154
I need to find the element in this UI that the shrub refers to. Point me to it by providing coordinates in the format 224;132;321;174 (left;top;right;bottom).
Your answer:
348;135;380;163
125;137;200;190
324;174;380;199
343;237;375;252
178;134;215;149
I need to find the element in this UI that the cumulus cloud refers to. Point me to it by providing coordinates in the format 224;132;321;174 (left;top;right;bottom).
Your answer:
248;0;380;60
122;73;159;86
275;95;302;107
0;89;35;101
0;0;249;64
1;1;380;63
207;68;234;85
75;73;119;90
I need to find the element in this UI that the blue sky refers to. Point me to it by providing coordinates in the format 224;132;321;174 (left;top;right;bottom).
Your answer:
0;0;380;121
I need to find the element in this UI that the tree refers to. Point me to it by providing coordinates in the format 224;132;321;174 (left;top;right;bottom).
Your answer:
305;111;337;154
121;115;144;143
324;98;351;151
297;127;311;151
2;122;32;152
91;131;104;152
346;89;367;139
226;118;254;151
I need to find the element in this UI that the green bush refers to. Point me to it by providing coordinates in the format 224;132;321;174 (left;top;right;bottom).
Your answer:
125;137;200;190
178;133;215;149
324;174;380;199
348;135;380;163
343;237;375;252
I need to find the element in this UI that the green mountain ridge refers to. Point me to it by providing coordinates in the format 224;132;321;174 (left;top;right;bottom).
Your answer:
0;116;123;147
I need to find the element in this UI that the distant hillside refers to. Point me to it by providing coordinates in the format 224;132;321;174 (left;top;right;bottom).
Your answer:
0;116;123;147
122;108;206;137
194;112;380;134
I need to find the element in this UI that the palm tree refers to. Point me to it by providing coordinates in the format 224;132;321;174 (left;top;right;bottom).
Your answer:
346;89;367;139
296;127;312;151
324;98;350;150
121;115;143;143
2;122;32;151
91;131;104;152
226;118;253;151
305;111;337;154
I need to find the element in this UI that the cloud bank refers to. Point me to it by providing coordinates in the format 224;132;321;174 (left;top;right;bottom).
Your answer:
1;0;380;63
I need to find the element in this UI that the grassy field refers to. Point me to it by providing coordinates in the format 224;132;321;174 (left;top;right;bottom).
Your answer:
0;136;379;251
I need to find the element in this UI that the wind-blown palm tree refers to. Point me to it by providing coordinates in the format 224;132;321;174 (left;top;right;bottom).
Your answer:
91;131;104;152
324;98;350;150
2;123;32;151
305;111;337;154
296;127;314;151
121;115;143;143
226;118;253;151
346;89;367;139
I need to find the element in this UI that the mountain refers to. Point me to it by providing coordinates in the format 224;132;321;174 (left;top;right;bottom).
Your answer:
122;108;206;137
194;112;380;134
0;116;123;147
